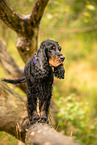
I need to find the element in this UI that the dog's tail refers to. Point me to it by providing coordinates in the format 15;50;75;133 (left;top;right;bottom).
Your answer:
1;77;26;84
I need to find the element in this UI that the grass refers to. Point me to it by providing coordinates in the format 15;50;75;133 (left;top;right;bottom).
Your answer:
0;132;18;145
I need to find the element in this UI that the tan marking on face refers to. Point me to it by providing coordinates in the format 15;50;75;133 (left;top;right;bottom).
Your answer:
59;47;61;51
49;56;64;67
53;46;56;49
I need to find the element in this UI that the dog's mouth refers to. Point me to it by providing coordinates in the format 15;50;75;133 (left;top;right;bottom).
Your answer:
49;56;64;67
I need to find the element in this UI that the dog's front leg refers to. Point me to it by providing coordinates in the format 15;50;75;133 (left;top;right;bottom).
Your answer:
39;92;52;124
27;88;39;124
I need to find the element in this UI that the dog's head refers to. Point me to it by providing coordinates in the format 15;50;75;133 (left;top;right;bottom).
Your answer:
41;39;65;79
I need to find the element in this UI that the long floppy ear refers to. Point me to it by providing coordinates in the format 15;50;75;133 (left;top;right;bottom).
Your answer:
34;42;49;77
38;42;48;62
54;66;65;79
40;41;48;55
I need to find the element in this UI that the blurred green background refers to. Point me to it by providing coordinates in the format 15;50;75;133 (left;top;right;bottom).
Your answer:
0;0;97;145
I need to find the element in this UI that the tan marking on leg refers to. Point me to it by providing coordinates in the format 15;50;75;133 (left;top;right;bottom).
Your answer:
37;98;40;115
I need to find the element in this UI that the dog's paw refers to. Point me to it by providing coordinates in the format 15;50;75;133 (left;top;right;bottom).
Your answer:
30;115;40;124
38;115;49;124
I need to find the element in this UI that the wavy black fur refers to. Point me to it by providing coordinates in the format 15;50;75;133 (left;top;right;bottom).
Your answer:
1;77;25;84
2;39;65;124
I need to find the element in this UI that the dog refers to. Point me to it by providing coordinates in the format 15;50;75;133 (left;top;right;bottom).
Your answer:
2;39;65;124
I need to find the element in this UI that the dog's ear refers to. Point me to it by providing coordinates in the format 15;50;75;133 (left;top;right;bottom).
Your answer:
36;42;48;73
54;66;65;79
39;42;49;60
40;41;46;49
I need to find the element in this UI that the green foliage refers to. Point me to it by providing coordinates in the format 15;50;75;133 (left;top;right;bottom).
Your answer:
0;132;18;145
54;94;97;145
40;0;97;36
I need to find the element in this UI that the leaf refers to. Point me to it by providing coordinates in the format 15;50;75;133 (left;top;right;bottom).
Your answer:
86;4;95;11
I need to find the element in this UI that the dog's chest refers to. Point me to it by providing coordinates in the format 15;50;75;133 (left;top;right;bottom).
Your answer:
32;76;53;98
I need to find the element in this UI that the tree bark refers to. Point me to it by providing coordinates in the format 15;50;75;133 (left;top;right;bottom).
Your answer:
0;41;26;92
25;123;79;145
0;0;49;62
0;81;27;142
0;41;23;78
0;81;79;145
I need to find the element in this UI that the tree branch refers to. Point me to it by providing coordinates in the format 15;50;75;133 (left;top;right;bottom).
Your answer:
0;0;24;33
0;41;26;92
69;24;97;34
0;0;49;63
0;81;28;142
30;0;49;26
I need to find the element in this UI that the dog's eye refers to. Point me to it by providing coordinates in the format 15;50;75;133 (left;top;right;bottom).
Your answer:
58;47;61;51
53;46;56;50
50;46;56;50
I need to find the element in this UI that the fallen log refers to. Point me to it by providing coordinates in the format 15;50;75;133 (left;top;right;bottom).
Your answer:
0;81;79;145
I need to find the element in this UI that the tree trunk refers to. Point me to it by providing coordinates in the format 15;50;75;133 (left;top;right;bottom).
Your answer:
0;0;49;62
0;41;26;92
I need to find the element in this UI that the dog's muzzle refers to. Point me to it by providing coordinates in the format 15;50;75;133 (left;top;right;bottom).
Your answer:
49;55;65;67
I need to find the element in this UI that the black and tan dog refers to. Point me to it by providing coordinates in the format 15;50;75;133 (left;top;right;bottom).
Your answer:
2;39;65;124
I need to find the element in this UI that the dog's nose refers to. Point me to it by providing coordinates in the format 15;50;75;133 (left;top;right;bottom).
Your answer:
60;56;65;62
